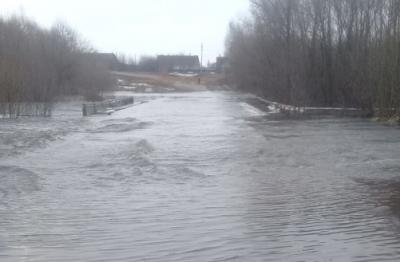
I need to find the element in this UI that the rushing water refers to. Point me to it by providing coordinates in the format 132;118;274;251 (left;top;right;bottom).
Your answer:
1;91;400;261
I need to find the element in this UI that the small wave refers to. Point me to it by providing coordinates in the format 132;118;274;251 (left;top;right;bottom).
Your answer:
0;166;40;197
100;117;137;124
263;134;301;140
355;177;400;220
117;139;155;158
162;166;207;183
135;139;155;154
89;122;152;133
88;140;157;186
0;129;64;157
95;169;144;185
87;139;156;175
240;102;267;117
105;139;157;170
178;167;206;178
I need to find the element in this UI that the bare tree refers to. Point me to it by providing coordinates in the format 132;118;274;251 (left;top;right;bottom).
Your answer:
226;0;400;118
0;15;115;117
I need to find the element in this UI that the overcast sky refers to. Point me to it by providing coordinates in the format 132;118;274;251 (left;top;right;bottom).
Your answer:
1;0;249;64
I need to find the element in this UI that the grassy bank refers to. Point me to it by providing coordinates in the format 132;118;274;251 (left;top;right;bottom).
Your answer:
112;72;229;93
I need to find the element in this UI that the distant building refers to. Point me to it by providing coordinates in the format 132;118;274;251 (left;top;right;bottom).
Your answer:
157;55;200;73
84;53;120;71
216;56;228;73
207;61;217;72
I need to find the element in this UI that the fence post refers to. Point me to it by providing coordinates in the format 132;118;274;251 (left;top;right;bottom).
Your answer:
82;104;87;116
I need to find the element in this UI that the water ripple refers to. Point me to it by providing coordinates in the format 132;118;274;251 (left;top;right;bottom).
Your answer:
1;92;400;261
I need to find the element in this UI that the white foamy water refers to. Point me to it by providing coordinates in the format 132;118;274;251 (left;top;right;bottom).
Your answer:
1;92;400;261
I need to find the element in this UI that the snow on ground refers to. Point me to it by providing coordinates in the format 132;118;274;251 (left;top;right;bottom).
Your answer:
169;72;199;77
240;102;267;117
119;83;154;91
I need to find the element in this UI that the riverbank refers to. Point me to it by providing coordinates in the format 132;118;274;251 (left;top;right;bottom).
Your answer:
243;94;400;126
112;71;229;93
244;95;371;118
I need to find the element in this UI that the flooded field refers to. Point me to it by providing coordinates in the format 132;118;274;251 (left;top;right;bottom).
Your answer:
1;91;400;261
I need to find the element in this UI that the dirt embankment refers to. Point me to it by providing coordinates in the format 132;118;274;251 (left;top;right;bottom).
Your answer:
112;71;229;93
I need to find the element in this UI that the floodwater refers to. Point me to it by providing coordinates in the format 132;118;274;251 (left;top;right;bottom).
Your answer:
1;91;400;261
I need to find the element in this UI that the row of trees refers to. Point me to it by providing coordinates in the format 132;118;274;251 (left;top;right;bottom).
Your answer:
226;0;400;117
0;15;114;106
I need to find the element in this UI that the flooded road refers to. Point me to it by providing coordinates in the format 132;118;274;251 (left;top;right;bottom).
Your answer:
1;91;400;261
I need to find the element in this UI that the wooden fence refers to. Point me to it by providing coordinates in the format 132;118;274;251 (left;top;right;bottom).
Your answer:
82;96;134;116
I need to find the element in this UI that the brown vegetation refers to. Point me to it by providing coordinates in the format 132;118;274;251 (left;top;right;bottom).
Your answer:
0;14;114;117
226;0;400;118
113;71;227;92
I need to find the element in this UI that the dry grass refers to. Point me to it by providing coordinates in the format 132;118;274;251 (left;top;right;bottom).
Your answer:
112;71;228;92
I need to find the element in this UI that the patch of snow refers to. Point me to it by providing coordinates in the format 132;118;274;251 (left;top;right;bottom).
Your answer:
131;83;151;87
121;86;137;90
169;72;199;77
305;107;359;110
268;105;280;113
119;83;153;91
240;102;267;116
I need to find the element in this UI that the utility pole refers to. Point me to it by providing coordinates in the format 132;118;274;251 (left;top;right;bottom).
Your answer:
198;43;204;85
201;43;204;72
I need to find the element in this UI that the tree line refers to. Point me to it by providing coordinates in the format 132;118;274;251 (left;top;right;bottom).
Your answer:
0;14;114;105
226;0;400;117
